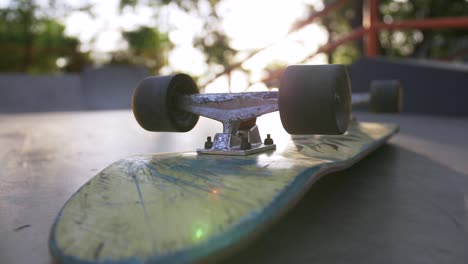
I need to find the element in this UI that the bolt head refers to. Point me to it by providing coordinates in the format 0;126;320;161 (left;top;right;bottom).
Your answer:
205;136;213;149
264;134;274;145
240;137;251;150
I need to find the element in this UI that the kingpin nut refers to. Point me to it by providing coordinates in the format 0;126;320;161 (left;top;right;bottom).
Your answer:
205;136;213;149
264;134;274;145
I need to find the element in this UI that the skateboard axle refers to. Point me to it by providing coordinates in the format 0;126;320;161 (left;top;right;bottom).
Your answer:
177;91;279;155
177;91;279;134
351;93;371;106
177;91;370;156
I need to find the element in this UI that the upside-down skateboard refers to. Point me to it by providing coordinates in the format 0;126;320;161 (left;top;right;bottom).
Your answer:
49;65;402;264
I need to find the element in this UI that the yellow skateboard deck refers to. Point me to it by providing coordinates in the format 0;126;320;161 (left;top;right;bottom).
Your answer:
50;121;398;264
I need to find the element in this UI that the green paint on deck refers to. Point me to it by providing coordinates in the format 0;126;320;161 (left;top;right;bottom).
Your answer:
50;122;399;264
195;228;204;240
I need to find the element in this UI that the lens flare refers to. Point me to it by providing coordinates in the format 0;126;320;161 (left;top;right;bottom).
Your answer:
195;228;204;239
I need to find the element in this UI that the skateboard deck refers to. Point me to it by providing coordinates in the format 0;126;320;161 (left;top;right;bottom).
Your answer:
50;121;398;264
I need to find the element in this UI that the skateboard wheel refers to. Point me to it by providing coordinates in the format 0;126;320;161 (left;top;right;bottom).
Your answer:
370;80;403;113
132;74;199;132
279;64;351;135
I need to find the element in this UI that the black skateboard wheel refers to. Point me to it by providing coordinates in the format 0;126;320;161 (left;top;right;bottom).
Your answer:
370;80;402;113
132;74;199;132
279;64;351;135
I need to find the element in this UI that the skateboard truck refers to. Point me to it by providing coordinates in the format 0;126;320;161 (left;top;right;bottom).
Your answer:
132;64;402;156
177;92;278;155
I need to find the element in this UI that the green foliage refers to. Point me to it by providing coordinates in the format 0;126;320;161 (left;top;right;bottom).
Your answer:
379;0;468;60
332;43;360;64
319;0;363;64
0;0;90;73
2;0;465;75
318;0;468;63
110;26;173;74
192;3;240;76
119;0;138;10
193;29;236;69
263;61;287;89
120;0;220;13
119;0;238;76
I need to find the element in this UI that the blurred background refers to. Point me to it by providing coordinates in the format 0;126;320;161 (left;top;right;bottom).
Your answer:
0;0;467;115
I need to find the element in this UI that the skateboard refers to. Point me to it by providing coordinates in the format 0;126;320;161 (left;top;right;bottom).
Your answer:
49;65;402;264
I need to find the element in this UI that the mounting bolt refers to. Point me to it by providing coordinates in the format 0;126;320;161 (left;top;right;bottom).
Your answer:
204;136;213;149
240;136;251;150
264;134;274;145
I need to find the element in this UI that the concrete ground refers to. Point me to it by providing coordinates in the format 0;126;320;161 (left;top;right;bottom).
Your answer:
0;111;467;263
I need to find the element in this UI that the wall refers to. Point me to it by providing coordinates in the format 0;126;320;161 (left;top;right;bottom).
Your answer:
0;66;149;113
348;57;468;116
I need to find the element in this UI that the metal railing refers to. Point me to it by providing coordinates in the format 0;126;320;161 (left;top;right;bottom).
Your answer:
208;0;468;87
362;0;468;57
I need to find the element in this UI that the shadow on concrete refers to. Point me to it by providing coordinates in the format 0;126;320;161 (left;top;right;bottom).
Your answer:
357;112;468;164
223;144;468;264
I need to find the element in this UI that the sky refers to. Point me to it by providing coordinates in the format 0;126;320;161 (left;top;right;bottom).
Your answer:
0;0;330;92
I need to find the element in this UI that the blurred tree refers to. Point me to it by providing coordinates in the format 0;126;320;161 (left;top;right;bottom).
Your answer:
110;26;173;74
314;0;468;63
119;0;243;83
191;0;240;89
263;61;288;89
0;0;90;73
379;0;468;61
117;0;467;88
317;0;363;64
